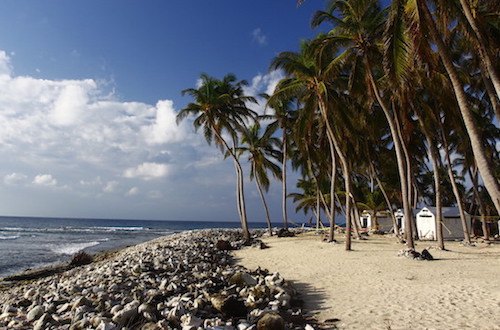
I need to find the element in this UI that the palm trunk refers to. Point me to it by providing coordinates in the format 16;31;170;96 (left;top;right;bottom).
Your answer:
318;98;352;250
469;166;489;240
459;0;500;100
415;112;445;248
215;130;250;241
430;142;445;248
394;106;417;240
351;201;362;239
281;134;289;230
254;164;273;236
440;126;471;244
364;56;414;249
421;2;500;214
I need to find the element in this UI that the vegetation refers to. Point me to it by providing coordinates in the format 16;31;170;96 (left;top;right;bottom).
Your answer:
178;0;499;248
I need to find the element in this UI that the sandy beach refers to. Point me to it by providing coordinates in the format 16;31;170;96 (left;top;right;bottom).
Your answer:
233;231;500;330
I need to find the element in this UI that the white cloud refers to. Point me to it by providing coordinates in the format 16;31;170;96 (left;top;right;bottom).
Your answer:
50;82;93;126
4;172;28;185
242;70;285;116
143;100;187;145
126;187;139;196
124;162;171;180
0;50;294;221
33;174;57;186
103;181;119;193
252;28;268;46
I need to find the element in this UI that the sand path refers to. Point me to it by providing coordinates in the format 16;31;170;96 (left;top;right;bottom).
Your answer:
233;232;500;329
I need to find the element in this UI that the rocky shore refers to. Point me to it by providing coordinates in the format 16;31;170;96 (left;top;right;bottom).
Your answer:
0;229;313;330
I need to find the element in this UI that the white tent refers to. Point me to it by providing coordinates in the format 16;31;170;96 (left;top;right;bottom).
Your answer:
360;210;393;232
415;206;471;240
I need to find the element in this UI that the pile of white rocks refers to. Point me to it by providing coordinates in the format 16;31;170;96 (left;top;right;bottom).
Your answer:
0;229;313;330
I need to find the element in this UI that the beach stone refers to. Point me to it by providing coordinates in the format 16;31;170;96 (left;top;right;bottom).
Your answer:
33;313;54;330
24;288;37;299
260;242;270;249
181;313;202;330
17;298;32;307
421;249;434;260
216;240;233;251
276;229;294;237
27;305;45;321
229;271;258;287
257;312;285;330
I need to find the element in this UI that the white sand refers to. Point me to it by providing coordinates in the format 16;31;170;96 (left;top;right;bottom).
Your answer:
233;232;500;330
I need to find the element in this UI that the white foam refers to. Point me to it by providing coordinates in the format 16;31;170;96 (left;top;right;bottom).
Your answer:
50;241;100;255
0;235;19;240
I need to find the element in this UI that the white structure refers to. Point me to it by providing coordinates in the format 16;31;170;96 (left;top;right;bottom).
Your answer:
415;206;471;240
360;210;393;232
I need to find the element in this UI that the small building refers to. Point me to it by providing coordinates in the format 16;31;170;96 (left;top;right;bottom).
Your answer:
360;210;393;232
415;206;471;240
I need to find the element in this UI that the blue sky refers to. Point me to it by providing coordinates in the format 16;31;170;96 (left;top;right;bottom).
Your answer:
0;1;327;222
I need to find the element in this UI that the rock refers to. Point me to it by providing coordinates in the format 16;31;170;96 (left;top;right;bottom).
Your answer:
421;249;434;260
33;313;54;330
229;271;258;287
111;303;138;326
27;305;45;321
24;287;37;299
211;295;247;317
277;229;294;237
257;312;285;330
260;242;270;249
216;240;233;251
181;313;202;330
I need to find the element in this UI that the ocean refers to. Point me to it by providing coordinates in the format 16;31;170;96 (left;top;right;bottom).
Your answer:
0;216;267;279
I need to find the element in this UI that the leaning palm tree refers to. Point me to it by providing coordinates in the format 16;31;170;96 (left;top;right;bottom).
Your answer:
311;0;415;248
262;94;298;230
176;73;257;241
270;40;355;250
414;0;500;214
237;124;282;236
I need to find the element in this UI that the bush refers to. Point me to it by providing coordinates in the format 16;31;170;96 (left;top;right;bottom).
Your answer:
70;251;94;266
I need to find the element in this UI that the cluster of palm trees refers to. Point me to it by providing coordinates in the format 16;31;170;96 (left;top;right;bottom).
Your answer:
177;0;499;250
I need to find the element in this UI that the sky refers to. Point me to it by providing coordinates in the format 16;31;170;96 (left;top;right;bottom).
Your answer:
0;1;328;222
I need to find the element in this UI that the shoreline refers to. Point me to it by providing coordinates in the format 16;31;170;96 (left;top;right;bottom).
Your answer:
234;231;500;330
0;228;314;329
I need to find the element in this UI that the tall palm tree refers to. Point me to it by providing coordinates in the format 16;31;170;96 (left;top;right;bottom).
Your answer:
311;0;416;248
270;40;355;250
237;124;282;235
263;94;298;230
414;1;500;214
176;73;257;241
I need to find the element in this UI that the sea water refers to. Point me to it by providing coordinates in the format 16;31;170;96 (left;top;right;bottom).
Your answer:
0;216;266;278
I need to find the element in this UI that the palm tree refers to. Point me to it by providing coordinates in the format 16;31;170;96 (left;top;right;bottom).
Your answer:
270;40;355;250
263;94;298;230
176;73;257;241
414;1;500;214
237;124;282;236
311;0;416;248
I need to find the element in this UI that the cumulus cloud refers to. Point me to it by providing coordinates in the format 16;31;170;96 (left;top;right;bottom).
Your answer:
242;70;285;116
252;28;268;46
143;100;187;145
124;162;171;180
4;172;28;185
33;174;57;186
51;82;93;126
